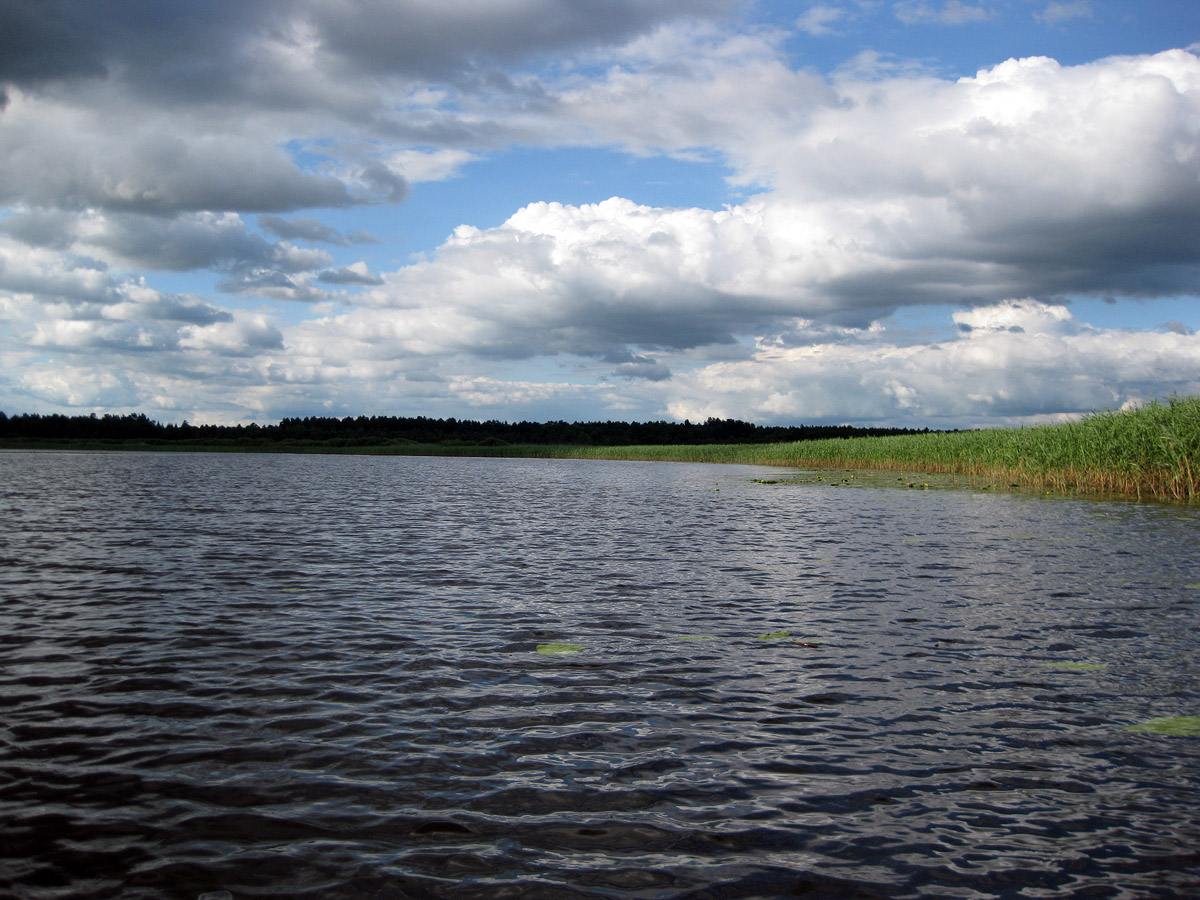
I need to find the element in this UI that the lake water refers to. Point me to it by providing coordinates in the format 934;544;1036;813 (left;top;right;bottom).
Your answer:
1;450;1199;900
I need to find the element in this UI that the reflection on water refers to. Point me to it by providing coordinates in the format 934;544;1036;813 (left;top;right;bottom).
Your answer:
1;450;1199;899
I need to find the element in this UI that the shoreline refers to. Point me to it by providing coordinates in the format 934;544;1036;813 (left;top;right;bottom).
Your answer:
3;397;1197;504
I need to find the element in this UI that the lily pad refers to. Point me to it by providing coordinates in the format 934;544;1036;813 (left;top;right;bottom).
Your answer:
536;642;583;655
1126;716;1200;736
756;630;791;640
1042;662;1106;671
678;635;715;642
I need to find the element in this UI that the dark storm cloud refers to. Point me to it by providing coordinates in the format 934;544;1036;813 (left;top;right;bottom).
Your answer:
307;0;734;80
0;1;734;101
0;2;264;89
0;1;114;84
0;131;359;215
959;198;1200;299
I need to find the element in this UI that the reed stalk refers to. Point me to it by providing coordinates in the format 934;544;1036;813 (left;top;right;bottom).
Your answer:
541;397;1200;503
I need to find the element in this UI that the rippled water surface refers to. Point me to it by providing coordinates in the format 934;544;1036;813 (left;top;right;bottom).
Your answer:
2;450;1199;900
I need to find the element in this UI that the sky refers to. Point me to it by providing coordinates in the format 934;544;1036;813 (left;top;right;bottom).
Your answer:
1;1;1199;429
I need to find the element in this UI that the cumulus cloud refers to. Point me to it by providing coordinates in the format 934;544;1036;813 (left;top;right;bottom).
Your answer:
179;315;285;355
0;235;111;302
719;51;1200;304
2;209;348;306
662;300;1200;426
17;364;141;408
550;24;837;159
353;198;808;360
338;39;1200;356
539;40;1200;319
0;93;357;214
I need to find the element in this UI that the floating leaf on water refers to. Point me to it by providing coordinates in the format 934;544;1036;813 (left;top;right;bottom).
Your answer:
1126;716;1200;736
678;635;715;642
793;641;823;648
536;642;583;655
756;630;791;640
1186;582;1200;589
1042;662;1106;672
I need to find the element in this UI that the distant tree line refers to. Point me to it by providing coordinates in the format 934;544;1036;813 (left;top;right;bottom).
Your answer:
0;410;932;447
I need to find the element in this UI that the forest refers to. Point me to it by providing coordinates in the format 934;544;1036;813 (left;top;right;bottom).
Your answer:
0;411;931;449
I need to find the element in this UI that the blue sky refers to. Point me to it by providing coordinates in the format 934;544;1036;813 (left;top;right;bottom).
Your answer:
1;1;1198;427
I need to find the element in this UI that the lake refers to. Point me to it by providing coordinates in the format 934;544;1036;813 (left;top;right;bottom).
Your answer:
1;450;1198;899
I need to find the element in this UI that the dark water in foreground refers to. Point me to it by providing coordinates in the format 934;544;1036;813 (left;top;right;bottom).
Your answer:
2;451;1199;900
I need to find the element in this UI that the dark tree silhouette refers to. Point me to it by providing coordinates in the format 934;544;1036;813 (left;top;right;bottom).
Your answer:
0;411;933;447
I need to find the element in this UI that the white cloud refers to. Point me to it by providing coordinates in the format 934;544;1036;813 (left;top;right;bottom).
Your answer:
447;374;590;409
318;261;384;286
331;44;1200;362
257;215;375;245
19;364;141;409
386;149;479;183
179;315;285;355
0;236;112;301
1035;2;1094;27
894;1;992;26
0;88;358;214
545;23;835;158
796;5;848;36
952;298;1073;333
662;301;1200;426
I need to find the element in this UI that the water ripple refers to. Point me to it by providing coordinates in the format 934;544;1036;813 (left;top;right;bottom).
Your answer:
1;451;1199;898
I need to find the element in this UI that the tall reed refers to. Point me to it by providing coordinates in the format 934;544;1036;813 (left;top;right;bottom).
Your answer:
542;397;1200;502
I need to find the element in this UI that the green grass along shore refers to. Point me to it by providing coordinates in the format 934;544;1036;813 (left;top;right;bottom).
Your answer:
5;397;1198;502
536;397;1200;503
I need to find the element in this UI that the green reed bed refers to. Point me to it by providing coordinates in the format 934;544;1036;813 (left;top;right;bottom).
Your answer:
545;398;1200;502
